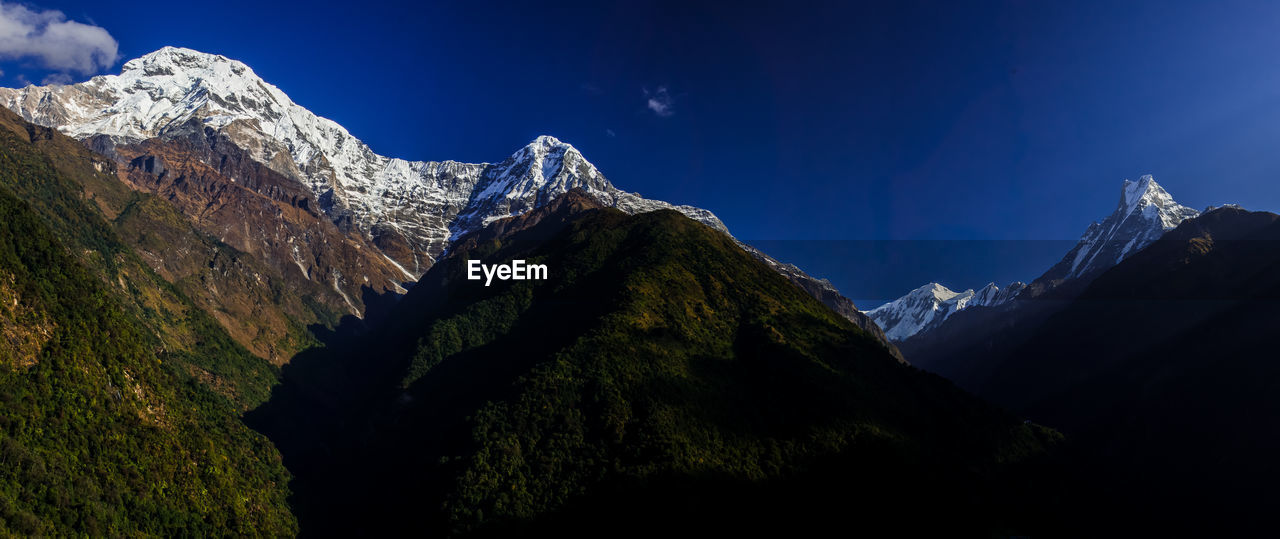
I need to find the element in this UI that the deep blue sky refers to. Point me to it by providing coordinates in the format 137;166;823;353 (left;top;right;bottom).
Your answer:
6;0;1280;303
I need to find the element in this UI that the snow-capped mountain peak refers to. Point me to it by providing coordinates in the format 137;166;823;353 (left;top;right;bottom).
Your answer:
1121;175;1189;229
448;132;729;241
27;46;294;143
1061;175;1199;280
122;46;249;77
924;282;963;302
865;281;1025;342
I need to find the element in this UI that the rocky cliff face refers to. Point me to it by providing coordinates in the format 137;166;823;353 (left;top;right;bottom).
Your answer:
104;127;411;314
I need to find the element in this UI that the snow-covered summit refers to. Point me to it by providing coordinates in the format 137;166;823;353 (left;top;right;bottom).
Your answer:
865;281;1025;342
1121;175;1195;230
452;134;727;241
1059;175;1199;281
7;46;295;141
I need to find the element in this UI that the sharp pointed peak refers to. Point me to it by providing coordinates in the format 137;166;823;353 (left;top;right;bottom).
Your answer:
972;281;1003;294
1122;173;1160;200
1116;173;1188;216
1122;173;1157;187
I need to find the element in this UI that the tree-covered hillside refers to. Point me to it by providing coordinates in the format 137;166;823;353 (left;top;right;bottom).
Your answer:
250;191;1064;537
0;114;296;535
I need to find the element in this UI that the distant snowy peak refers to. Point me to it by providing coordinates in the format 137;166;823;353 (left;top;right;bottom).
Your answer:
1059;175;1199;281
865;281;1024;342
973;281;1026;306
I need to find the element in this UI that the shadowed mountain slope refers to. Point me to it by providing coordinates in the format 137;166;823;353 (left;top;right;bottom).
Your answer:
911;207;1280;535
248;190;1062;537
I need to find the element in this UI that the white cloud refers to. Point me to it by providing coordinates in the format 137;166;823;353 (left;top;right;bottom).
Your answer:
605;128;616;137
0;2;118;75
645;86;674;117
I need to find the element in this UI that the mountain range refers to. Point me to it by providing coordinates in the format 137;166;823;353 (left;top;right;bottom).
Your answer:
868;175;1201;342
866;281;1025;341
0;46;897;358
3;43;1278;537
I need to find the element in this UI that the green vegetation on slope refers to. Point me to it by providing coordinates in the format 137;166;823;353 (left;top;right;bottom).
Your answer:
0;110;279;409
0;188;295;535
0;117;296;535
1;107;330;364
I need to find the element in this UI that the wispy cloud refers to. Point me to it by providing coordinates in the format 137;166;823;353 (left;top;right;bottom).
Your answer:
0;2;119;75
644;86;674;117
40;72;70;85
605;128;616;137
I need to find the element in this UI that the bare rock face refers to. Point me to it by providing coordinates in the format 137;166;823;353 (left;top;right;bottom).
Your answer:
108;132;412;316
112;194;318;363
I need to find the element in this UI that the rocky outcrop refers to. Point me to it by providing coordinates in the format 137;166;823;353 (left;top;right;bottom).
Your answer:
107;131;411;318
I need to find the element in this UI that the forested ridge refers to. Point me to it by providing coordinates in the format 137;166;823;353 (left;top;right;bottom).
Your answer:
249;193;1066;536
